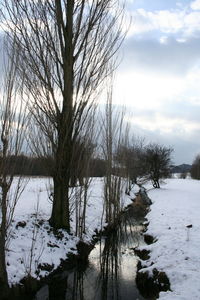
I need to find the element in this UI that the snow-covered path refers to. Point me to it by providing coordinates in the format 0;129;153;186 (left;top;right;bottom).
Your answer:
141;178;200;299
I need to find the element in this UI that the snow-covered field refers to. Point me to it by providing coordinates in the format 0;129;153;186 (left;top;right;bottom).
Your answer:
140;178;200;300
6;177;136;285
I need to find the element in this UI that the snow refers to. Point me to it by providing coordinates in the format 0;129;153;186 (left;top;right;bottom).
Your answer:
6;177;135;285
139;178;200;299
9;175;200;299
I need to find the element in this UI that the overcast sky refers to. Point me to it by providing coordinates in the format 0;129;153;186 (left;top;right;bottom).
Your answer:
113;0;200;164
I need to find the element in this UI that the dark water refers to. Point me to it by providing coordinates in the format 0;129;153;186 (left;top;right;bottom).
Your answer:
35;206;145;300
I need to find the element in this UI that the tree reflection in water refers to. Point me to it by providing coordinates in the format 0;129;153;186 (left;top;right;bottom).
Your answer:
35;207;145;300
64;207;145;300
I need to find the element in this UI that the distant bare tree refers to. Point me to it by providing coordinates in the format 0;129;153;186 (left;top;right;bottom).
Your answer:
1;0;125;230
179;172;187;179
115;137;146;193
144;144;173;188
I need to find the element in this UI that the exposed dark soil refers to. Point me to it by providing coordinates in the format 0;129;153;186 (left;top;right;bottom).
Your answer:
136;266;171;299
134;249;150;261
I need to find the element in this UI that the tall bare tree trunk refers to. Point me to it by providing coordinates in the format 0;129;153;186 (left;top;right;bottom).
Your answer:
0;134;9;292
49;0;74;230
0;189;9;296
106;96;113;222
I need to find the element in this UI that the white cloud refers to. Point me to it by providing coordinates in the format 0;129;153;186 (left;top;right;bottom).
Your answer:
152;10;184;33
130;7;200;38
160;36;168;44
176;37;187;43
191;0;200;10
131;9;184;34
131;9;155;34
128;113;200;135
114;64;200;136
121;1;200;163
188;96;200;105
113;70;184;109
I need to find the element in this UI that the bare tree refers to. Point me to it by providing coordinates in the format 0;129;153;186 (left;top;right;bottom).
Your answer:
73;114;96;237
101;77;126;224
0;41;28;296
114;136;146;193
144;143;173;188
1;0;125;230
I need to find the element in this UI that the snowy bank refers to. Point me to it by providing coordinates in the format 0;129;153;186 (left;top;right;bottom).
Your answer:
138;178;200;300
6;177;137;286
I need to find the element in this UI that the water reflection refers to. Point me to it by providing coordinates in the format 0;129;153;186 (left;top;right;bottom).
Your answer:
35;207;145;300
96;209;144;300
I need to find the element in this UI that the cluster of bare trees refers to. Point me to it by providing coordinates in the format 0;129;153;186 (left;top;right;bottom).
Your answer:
115;138;145;193
1;0;125;231
0;0;126;292
0;0;175;294
0;43;28;295
115;142;173;189
101;81;125;224
99;86;173;225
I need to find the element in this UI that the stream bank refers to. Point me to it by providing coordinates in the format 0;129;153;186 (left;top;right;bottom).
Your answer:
3;204;139;299
4;186;170;300
135;188;171;299
5;240;94;300
33;199;147;300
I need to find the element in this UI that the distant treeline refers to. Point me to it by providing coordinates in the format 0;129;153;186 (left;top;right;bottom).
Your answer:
0;155;107;177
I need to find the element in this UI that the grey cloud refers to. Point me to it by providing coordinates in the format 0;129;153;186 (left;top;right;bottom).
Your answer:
130;123;200;164
126;99;200;124
124;103;200;164
120;35;200;75
161;100;200;123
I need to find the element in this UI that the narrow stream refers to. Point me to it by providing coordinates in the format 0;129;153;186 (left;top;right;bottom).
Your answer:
35;205;146;300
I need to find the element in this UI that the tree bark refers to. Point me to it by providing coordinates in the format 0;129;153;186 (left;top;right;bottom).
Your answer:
0;188;9;296
50;175;70;230
49;0;74;230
